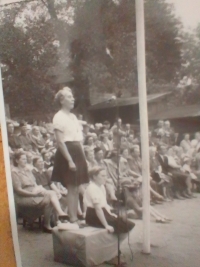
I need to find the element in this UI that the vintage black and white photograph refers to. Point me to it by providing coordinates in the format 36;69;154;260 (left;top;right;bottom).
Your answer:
1;0;200;266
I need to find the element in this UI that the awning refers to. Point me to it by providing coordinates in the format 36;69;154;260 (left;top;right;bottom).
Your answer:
149;104;200;120
88;91;171;110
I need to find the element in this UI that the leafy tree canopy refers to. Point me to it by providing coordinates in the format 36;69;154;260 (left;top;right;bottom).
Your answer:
0;0;186;117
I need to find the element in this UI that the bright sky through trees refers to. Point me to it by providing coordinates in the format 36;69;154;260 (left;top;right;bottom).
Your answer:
167;0;200;29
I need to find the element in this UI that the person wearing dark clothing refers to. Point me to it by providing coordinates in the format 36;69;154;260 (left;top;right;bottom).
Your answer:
157;145;193;199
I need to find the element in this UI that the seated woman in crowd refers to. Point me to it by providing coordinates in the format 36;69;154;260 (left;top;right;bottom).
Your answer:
167;145;184;165
7;122;20;150
12;152;68;233
100;132;113;158
28;126;46;152
18;125;32;151
119;148;140;187
157;144;193;199
84;166;135;234
84;135;96;151
127;146;164;202
84;147;97;170
32;157;52;190
104;149;144;206
150;146;173;201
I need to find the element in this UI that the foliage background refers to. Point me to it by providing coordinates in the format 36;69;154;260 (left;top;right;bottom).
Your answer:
0;0;200;118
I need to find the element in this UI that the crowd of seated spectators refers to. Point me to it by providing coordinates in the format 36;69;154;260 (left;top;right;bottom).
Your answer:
6;117;200;229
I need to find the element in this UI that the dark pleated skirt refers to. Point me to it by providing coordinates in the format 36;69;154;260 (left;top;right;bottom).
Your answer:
51;141;89;188
86;207;135;234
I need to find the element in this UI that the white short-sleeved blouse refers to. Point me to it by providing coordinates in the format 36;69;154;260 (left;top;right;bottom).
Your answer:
53;110;83;142
83;181;108;208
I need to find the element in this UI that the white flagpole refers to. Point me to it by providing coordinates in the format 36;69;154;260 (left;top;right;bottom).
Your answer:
135;0;151;254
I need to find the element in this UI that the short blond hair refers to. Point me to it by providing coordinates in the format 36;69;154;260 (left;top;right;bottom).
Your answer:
54;87;72;104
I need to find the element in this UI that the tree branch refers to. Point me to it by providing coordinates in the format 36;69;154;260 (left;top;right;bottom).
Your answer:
41;0;48;8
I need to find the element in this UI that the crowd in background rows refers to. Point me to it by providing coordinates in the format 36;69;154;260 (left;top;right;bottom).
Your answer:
6;116;200;226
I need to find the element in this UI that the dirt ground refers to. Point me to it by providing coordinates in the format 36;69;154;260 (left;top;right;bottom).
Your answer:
18;195;200;267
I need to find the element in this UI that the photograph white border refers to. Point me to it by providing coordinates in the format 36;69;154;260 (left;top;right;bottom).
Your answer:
0;67;22;267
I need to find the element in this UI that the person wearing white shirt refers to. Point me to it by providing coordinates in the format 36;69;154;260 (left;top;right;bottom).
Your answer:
84;166;135;234
51;87;89;226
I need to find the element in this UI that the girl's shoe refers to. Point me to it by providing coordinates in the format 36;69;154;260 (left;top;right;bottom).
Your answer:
58;215;70;222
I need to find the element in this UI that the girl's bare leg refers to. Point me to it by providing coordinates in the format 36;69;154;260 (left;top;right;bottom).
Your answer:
47;191;67;216
78;199;83;216
67;185;79;222
150;206;169;220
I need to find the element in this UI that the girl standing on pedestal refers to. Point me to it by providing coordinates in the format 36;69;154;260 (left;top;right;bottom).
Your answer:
51;87;89;227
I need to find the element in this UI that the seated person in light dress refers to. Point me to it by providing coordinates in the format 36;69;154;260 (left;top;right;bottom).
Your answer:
12;152;68;232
